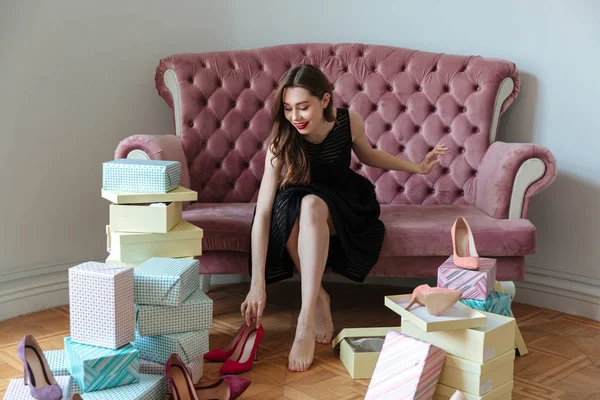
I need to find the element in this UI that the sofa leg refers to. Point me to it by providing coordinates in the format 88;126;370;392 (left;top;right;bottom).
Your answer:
494;280;528;356
200;274;211;293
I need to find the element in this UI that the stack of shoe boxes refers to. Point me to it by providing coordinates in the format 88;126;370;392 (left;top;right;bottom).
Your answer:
132;257;213;393
388;257;517;399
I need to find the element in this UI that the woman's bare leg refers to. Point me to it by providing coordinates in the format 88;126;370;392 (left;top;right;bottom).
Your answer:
286;214;335;345
287;195;330;372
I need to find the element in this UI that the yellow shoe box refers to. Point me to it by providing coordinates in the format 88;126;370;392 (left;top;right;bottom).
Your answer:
439;350;515;396
433;380;513;399
105;254;145;268
109;201;182;233
400;311;516;364
102;186;197;204
331;327;402;379
106;221;203;262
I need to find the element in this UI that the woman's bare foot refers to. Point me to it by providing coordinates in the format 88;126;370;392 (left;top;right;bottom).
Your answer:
288;314;316;372
315;288;334;344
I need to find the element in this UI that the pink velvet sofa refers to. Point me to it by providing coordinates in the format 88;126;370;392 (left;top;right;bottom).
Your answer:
114;43;556;290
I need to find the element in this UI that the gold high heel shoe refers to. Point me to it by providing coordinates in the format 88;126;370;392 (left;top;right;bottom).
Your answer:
405;284;462;316
451;216;480;270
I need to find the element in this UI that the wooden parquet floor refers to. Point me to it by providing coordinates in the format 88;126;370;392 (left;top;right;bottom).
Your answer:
2;281;600;399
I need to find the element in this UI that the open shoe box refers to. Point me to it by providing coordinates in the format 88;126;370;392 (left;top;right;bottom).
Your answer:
331;327;401;379
385;294;487;332
109;201;182;233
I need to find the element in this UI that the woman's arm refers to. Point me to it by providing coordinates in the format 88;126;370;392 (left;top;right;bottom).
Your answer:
349;110;446;174
250;142;283;288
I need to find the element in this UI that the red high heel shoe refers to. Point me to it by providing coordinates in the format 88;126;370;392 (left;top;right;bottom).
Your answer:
405;284;462;316
166;354;199;400
219;323;264;374
451;216;480;270
204;323;248;362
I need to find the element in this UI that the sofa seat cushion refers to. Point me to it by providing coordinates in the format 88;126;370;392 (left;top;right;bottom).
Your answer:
183;203;535;257
379;204;535;257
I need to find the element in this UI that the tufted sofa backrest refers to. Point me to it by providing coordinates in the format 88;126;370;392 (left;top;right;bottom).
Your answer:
156;43;520;205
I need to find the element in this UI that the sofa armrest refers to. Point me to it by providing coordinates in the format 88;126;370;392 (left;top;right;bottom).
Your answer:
114;134;191;190
475;141;557;219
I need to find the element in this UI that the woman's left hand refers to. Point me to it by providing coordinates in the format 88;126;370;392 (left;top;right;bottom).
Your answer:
420;144;448;174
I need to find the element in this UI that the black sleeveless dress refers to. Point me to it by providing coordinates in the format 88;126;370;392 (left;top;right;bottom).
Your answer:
248;108;385;284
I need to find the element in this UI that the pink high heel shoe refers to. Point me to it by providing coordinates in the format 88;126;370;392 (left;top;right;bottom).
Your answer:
194;376;251;400
450;389;467;400
451;216;480;270
204;322;248;362
405;284;462;316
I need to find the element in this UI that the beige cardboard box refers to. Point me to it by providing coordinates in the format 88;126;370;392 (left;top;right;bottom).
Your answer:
107;221;203;261
401;311;516;363
385;294;487;332
439;350;515;396
109;201;182;233
331;327;402;379
433;380;513;399
102;186;197;204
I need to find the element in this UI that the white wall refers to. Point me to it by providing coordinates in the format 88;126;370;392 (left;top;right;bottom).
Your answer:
1;0;599;320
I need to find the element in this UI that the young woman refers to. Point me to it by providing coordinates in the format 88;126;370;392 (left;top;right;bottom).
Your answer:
241;64;447;372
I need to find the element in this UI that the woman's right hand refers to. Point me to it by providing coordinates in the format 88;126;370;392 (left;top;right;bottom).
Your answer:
241;284;266;327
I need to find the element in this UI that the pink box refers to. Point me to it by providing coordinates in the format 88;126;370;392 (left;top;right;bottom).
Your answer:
365;331;446;400
437;256;496;300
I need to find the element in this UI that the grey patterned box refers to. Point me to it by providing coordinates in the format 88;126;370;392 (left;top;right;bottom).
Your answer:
132;329;209;365
68;262;134;349
134;257;200;306
102;158;181;193
135;286;213;336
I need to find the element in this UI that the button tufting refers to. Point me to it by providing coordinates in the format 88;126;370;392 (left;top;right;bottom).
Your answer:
243;162;249;168
444;126;451;133
387;84;393;92
358;51;364;57
215;162;221;169
357;84;363;91
201;99;207;106
474;84;480;91
401;65;406;72
188;77;194;84
231;101;236;108
443;167;450;174
342;102;349;108
200;141;207;149
461;106;467;113
400;105;407;112
245;81;251;88
416;86;422;92
256;143;262;150
372;104;378;111
188;121;194;127
399;144;405;152
229;182;234;189
444;85;450;93
244;121;250;129
472;127;480;133
460;147;466;154
371;65;377;72
330;50;335;56
258;101;265;108
216;121;221;128
428;187;435;194
342;66;348;72
216;80;222;87
385;124;392;131
357;163;363;168
431;65;438;72
229;142;234;149
459;189;465;196
415;126;421;133
399;186;405;193
200;183;205;189
430;106;437;113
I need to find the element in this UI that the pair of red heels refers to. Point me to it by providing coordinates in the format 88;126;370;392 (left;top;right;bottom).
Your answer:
204;322;265;375
166;354;251;400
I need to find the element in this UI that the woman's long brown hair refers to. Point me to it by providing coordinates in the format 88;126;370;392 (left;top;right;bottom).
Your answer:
270;64;335;186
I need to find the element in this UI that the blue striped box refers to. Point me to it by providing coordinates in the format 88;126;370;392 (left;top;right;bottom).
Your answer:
69;374;166;400
102;159;181;193
135;286;213;336
459;290;512;317
134;257;200;306
132;329;209;365
64;337;140;393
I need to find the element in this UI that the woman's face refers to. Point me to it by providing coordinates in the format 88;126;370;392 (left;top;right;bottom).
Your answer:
282;86;329;135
